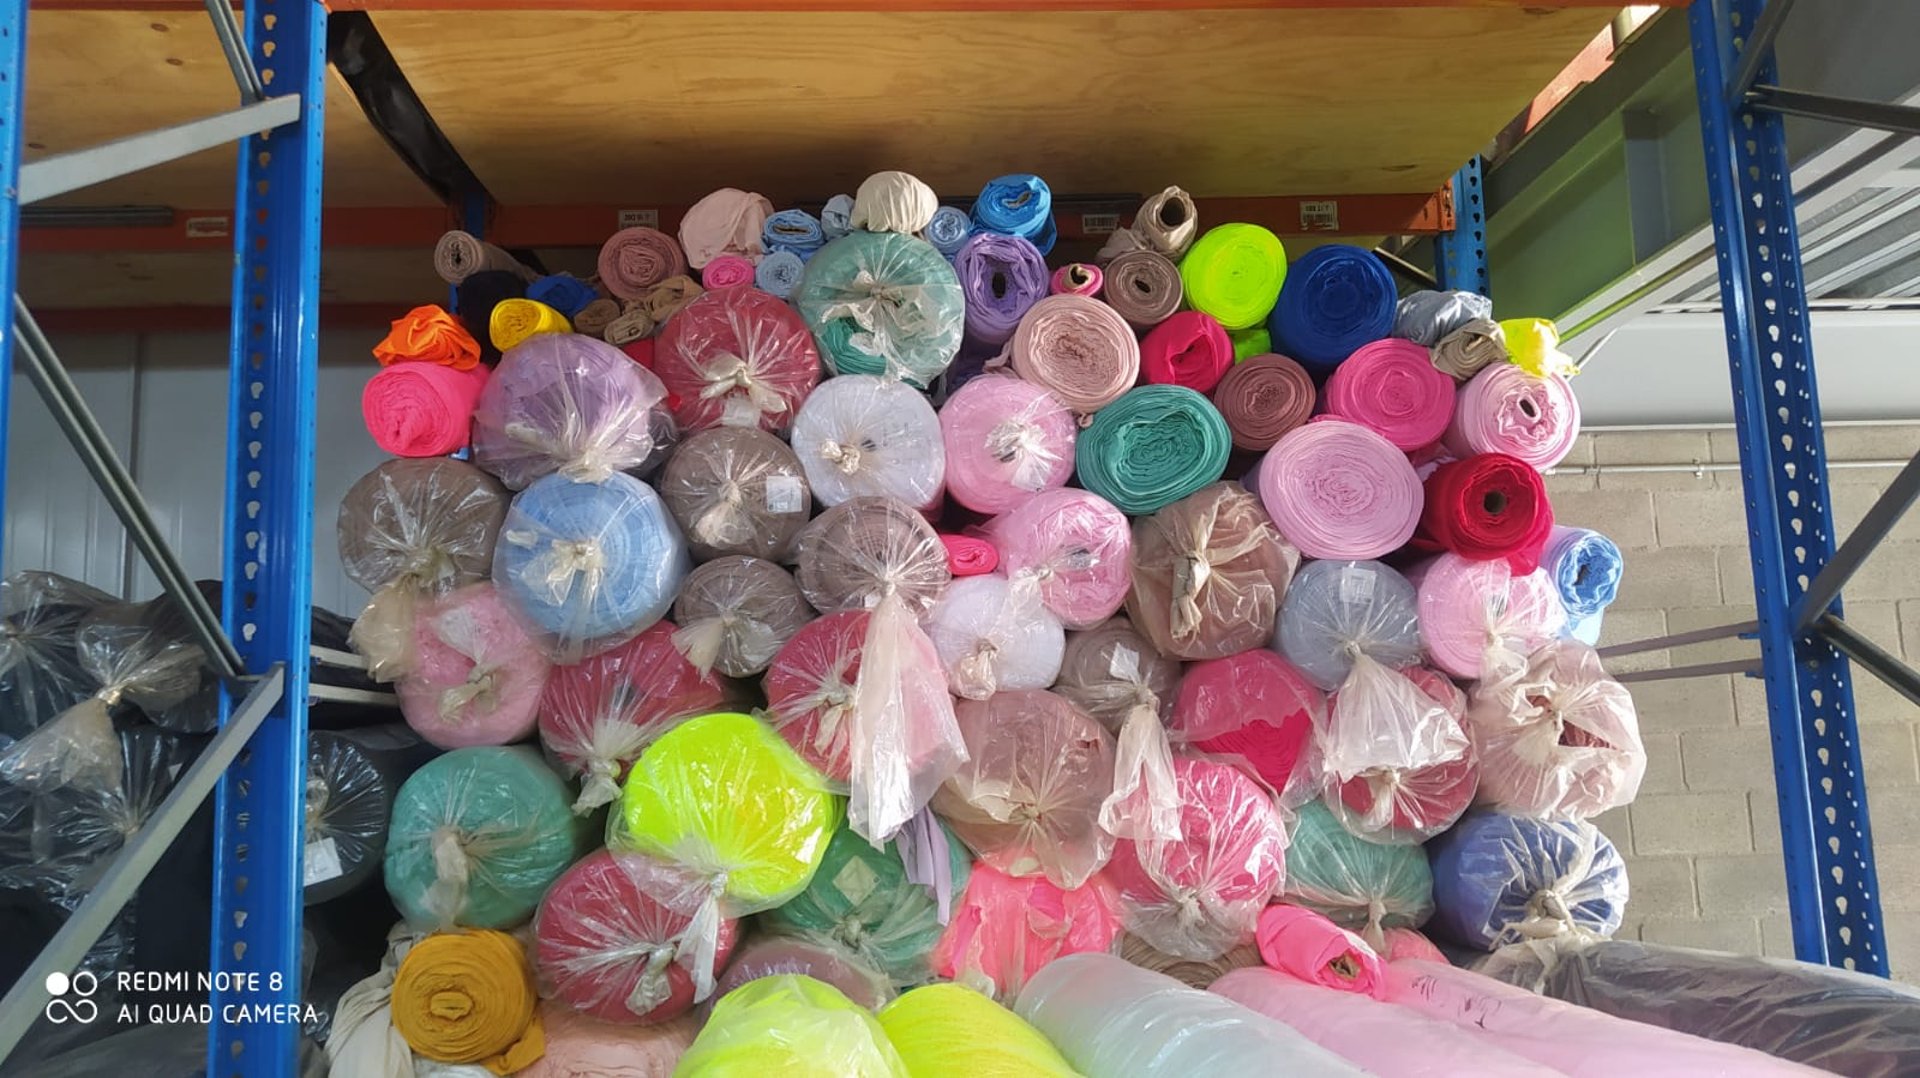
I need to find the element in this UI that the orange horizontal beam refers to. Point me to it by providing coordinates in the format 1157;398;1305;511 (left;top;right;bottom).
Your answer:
31;304;399;333
31;0;1677;10
22;206;457;253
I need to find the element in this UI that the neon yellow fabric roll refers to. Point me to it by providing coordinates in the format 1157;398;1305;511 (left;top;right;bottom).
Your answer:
1178;224;1288;331
676;974;908;1077
1499;317;1578;378
879;983;1081;1078
1230;326;1271;362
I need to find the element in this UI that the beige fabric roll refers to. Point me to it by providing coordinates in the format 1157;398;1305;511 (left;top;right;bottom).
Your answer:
431;230;531;285
1431;318;1509;381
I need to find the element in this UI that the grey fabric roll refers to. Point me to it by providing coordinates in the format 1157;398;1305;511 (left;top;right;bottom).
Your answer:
670;556;815;678
792;497;950;616
1393;289;1494;347
659;427;814;563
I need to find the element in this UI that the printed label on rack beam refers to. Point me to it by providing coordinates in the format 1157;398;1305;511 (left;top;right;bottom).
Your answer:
305;837;344;886
184;215;231;239
1080;213;1121;236
619;209;661;229
1300;201;1340;232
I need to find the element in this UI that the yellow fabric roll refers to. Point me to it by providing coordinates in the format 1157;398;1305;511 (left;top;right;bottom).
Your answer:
676;974;908;1077
489;299;572;354
878;983;1081;1078
1499;317;1577;378
391;930;544;1075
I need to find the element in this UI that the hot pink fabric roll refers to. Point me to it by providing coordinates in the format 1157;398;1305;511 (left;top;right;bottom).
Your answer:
1104;756;1287;960
930;863;1124;1002
1411;554;1568;680
534;849;742;1025
1051;262;1103;297
699;255;756;290
941;535;1000;576
1323;338;1456;451
1254;904;1383;998
1211;968;1558;1078
395;583;550;749
1257;419;1423;560
939;375;1076;514
653;285;821;434
361;363;488;457
1381;960;1826;1077
678;188;774;269
762;609;868;786
984;488;1132;629
1444;364;1581;471
1140;310;1235;394
1468;639;1646;820
598;227;689;302
516;1003;699;1078
1172;649;1325;803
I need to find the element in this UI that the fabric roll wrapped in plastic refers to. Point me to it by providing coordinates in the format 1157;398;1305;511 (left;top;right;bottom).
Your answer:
652;286;821;434
937;375;1075;515
532;848;742;1025
537;622;728;815
1414;453;1555;572
880;982;1080;1077
1322;338;1457;451
631;403;680;480
492;472;689;663
932;690;1116;890
1445;363;1582;471
677;975;906;1078
1431;318;1510;381
361;363;489;459
1100;250;1184;331
515;1002;698;1078
1105;755;1288;961
1467;639;1646;820
0;572;112;740
1006;294;1141;417
955;232;1050;346
470;333;670;490
762;610;869;786
793;497;950;617
1127;482;1298;660
384;745;587;930
1411;553;1568;681
921;205;973;258
1327;665;1479;843
1266;243;1398;373
1543;525;1625;625
1252;904;1383;997
390;929;544;1073
1074;385;1232;515
678;188;774;269
1392;289;1495;347
658;427;813;564
707;935;895;1014
930;864;1122;1002
613;712;840;999
925;574;1064;700
670;557;813;679
761;818;973;988
1176;224;1287;331
1283;802;1434;949
1425;808;1627;951
795;232;965;386
1052;619;1182;735
1274;559;1423;692
1209;352;1315;452
1171;650;1325;806
393;584;550;749
304;726;437;906
1256;419;1423;560
763;208;826;260
598;226;687;302
1315;654;1469;828
1014;953;1367;1078
984;488;1132;630
1140;310;1235;394
970;173;1056;254
791;375;946;510
1117;933;1261;990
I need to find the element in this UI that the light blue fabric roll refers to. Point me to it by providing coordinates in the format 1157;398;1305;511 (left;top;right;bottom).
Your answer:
822;194;856;239
1543;525;1624;623
1275;559;1424;691
1392;289;1494;347
971;174;1057;255
756;250;807;299
763;209;825;261
1426;808;1628;951
1569;610;1605;646
794;232;965;387
923;206;973;258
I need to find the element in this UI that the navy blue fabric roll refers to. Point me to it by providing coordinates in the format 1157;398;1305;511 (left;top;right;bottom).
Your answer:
1267;244;1398;372
1426;809;1628;951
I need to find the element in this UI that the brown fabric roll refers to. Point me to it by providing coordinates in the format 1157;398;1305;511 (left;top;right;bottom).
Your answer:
605;303;657;346
1126;482;1299;660
1117;933;1261;989
792;496;951;616
670;556;815;678
642;275;704;325
1210;353;1317;452
570;297;622;339
337;458;509;594
432;230;532;285
598;226;689;302
1052;617;1182;736
1431;317;1509;381
1102;251;1184;330
658;427;813;563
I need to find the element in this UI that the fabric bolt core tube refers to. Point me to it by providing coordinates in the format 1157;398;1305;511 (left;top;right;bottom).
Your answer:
790;375;946;510
679;188;774;269
938;375;1076;515
985;488;1133;629
598;227;687;301
1544;525;1624;622
1101;251;1184;330
658;426;813;563
1321;338;1457;451
470;332;669;490
1268;244;1398;371
796;232;965;387
1446;363;1582;471
1413;553;1567;680
1177;223;1287;331
700;255;756;291
1127;482;1298;660
1415;453;1555;572
1006;294;1140;416
392;929;543;1072
955;232;1050;346
395;583;550;749
361;364;488;459
1140;311;1235;394
1075;385;1231;515
1256;419;1423;560
922;205;973;258
653;285;821;435
971;174;1056;254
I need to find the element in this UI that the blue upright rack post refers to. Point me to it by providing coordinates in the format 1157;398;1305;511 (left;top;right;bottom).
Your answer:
210;0;327;1070
1688;0;1886;974
0;0;24;565
1434;157;1489;295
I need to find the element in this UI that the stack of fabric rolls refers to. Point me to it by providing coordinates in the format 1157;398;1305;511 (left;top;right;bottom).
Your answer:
322;165;1794;1078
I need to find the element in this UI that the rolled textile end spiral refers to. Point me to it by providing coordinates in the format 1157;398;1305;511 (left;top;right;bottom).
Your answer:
1076;385;1232;515
361;363;488;459
1431;317;1509;381
1267;243;1398;371
488;298;571;354
755;251;806;299
391;929;545;1072
1255;419;1423;560
1007;294;1141;417
1413;453;1555;573
700;255;756;290
678;188;774;269
971;173;1056;254
1178;223;1288;331
1210;353;1315;452
1095;186;1200;264
1140;310;1235;394
1100;250;1184;330
1322;338;1457;451
598;226;688;301
956;232;1051;345
1444;362;1582;471
761;207;826;260
922;205;974;258
1051;262;1103;297
853;170;941;235
570;297;622;339
434;229;533;285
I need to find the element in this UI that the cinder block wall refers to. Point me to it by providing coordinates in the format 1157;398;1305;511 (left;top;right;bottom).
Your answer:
1547;422;1920;978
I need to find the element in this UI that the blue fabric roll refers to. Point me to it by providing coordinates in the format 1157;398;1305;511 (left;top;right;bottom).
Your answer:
764;209;826;260
1426;809;1629;951
756;250;807;299
1275;559;1423;691
923;205;974;258
1544;525;1624;623
1568;610;1604;646
492;471;688;661
1267;244;1398;372
971;174;1056;255
822;194;856;239
526;274;598;318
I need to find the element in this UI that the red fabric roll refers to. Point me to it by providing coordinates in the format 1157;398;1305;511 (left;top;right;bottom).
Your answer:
762;610;868;784
622;338;657;370
361;363;488;457
1171;650;1325;804
941;535;1000;577
1139;310;1235;394
1332;666;1479;840
1413;452;1555;573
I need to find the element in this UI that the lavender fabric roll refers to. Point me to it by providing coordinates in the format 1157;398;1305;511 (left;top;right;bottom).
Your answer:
1256;420;1423;560
790;375;946;510
1445;364;1582;471
1127;483;1299;661
956;232;1050;346
471;333;670;491
985;488;1133;630
670;556;815;678
938;375;1075;515
1008;294;1141;416
792;496;952;616
657;427;813;564
926;573;1066;699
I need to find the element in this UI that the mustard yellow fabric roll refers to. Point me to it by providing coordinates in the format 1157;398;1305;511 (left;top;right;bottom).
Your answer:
1499;317;1578;378
488;298;571;354
391;929;544;1075
879;983;1081;1078
676;974;908;1077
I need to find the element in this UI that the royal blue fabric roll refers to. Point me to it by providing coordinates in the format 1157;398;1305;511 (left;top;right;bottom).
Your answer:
1543;525;1624;623
924;205;973;258
1426;809;1629;952
526;274;599;318
492;471;689;662
972;174;1056;255
756;250;807;299
1267;244;1398;372
955;232;1050;345
764;209;826;261
822;195;856;239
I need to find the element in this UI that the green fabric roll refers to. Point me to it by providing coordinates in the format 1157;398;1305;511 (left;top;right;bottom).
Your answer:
763;820;974;988
384;745;587;930
1282;801;1434;948
1178;224;1288;331
1230;326;1271;362
794;232;965;388
1074;385;1231;515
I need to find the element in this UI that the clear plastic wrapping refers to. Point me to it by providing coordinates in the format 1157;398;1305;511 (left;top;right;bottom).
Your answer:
1326;665;1479;843
1274;559;1424;692
985;488;1133;630
1412;553;1568;681
925;574;1064;700
793;496;948;616
670;557;814;679
762;610;869;786
471;332;670;490
0;571;112;740
1282;801;1434;949
708;935;895;1014
789;375;946;510
304;725;436;906
1426;808;1627;951
1126;482;1298;660
937;375;1075;514
677;974;907;1078
794;231;966;387
1467;638;1646;820
930;863;1123;1002
516;1002;700;1078
393;583;551;749
1171;649;1325;807
658;426;813;563
653;285;821;434
1054;619;1185;843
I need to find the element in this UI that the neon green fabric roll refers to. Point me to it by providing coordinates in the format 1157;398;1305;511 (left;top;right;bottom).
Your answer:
1073;385;1231;515
1179;224;1288;330
677;974;908;1077
1230;326;1272;362
879;983;1081;1077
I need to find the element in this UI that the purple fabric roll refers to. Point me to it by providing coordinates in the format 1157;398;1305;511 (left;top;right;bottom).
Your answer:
955;232;1050;346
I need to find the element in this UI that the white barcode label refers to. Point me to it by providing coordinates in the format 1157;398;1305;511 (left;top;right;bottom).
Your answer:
1300;201;1340;232
1109;645;1140;681
1080;212;1121;235
765;475;804;514
304;837;344;886
1339;566;1376;606
618;208;660;229
184;215;231;238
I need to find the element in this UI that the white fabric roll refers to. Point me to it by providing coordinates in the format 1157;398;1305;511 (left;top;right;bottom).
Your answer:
925;574;1065;700
790;375;946;510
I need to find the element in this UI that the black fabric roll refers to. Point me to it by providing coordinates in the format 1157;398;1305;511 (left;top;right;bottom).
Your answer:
0;572;113;742
304;725;438;905
456;270;529;366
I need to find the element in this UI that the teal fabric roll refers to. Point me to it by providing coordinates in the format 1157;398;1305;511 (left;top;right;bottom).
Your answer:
1074;385;1231;515
1282;801;1433;947
794;232;965;387
383;745;587;930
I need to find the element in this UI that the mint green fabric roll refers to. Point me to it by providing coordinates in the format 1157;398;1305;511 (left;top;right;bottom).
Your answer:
1282;801;1433;949
1074;385;1231;515
794;232;965;387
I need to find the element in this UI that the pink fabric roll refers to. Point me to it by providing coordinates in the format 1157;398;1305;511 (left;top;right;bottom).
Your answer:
1323;338;1456;451
1411;554;1568;680
1051;262;1103;297
1256;419;1423;560
1007;294;1141;416
1468;638;1646;820
939;375;1076;514
983;488;1132;629
1139;310;1235;394
1379;927;1447;964
941;535;1000;576
534;849;742;1024
361;363;488;457
678;188;774;269
653;285;820;434
930;863;1124;1002
1254;904;1383;998
1104;756;1287;961
708;934;893;1012
516;1003;699;1078
598;227;689;302
1172;649;1325;804
762;610;868;786
395;583;550;749
1444;364;1581;471
699;255;756;290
